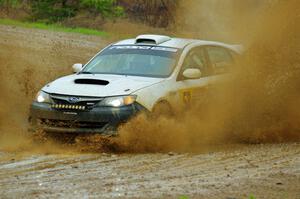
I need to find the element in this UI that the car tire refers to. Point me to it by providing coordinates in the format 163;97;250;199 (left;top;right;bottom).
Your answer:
152;101;174;118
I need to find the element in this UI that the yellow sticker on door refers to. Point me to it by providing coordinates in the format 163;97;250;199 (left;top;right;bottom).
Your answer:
182;90;192;104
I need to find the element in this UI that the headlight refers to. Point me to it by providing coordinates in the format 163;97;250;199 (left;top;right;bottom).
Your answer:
35;91;52;103
99;95;137;107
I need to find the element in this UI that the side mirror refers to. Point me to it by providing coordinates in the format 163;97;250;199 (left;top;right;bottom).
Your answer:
72;63;83;73
182;68;202;79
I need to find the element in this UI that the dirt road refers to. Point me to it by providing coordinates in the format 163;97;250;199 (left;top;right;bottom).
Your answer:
0;144;299;199
0;25;299;199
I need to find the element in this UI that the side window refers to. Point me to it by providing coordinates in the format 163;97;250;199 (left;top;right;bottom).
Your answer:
181;47;209;76
206;46;234;75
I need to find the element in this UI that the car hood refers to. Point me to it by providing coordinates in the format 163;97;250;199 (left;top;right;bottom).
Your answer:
42;74;164;97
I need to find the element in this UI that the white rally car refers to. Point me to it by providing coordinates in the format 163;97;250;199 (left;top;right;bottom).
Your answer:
29;34;242;134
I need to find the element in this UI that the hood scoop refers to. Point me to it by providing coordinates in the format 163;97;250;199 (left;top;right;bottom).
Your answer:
74;79;109;85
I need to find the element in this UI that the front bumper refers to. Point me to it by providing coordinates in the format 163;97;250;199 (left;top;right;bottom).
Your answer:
29;102;146;135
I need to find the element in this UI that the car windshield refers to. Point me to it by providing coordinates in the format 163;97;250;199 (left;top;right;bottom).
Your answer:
81;45;179;78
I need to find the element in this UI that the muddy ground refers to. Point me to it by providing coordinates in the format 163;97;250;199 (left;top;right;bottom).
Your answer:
0;25;299;199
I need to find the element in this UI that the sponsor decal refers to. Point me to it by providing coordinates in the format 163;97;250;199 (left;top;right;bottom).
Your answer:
182;90;192;104
110;45;178;52
63;112;78;115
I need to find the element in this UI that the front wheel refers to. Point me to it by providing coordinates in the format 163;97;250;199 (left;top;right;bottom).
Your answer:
152;101;174;118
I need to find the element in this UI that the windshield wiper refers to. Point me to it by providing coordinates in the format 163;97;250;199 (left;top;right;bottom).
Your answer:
79;71;93;74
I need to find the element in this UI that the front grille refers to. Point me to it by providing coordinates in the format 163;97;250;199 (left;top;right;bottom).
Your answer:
50;94;103;110
39;119;107;129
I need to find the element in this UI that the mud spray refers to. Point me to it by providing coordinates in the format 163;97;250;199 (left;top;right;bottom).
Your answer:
115;0;300;152
0;32;96;154
0;0;299;154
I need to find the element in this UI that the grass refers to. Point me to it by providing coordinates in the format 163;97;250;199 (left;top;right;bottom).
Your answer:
0;18;108;37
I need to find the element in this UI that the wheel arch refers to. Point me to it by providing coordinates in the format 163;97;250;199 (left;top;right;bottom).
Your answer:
151;98;173;113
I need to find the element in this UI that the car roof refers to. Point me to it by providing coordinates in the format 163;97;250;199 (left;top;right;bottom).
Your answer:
113;34;243;53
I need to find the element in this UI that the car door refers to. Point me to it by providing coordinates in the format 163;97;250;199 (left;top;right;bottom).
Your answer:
175;46;213;107
204;45;237;103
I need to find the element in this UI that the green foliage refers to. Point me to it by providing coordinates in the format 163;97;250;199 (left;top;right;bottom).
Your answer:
25;0;124;23
30;0;78;23
80;0;124;18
